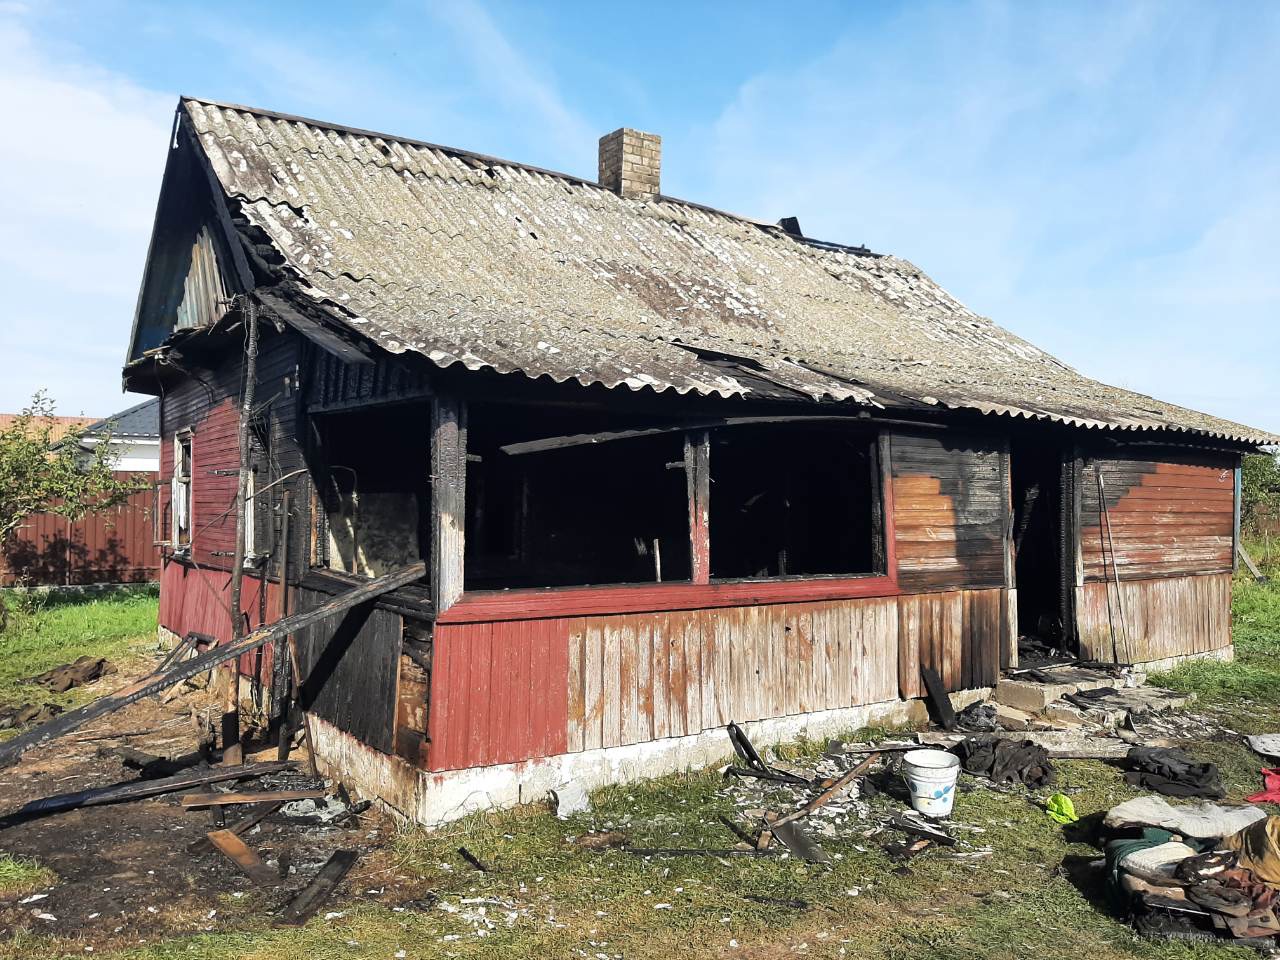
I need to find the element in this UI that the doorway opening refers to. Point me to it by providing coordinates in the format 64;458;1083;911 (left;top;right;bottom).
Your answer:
1009;439;1074;662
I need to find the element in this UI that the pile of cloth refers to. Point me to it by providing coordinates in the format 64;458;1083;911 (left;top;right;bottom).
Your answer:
953;734;1056;788
1104;796;1280;943
1125;746;1225;799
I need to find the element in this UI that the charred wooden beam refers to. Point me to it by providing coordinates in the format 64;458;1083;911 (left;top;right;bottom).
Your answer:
0;762;293;828
685;430;710;584
0;562;426;770
187;801;285;854
499;414;943;457
430;397;467;612
275;849;359;926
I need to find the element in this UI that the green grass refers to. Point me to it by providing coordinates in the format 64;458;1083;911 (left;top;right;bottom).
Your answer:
4;575;1280;959
0;586;159;715
1152;541;1280;733
0;854;55;898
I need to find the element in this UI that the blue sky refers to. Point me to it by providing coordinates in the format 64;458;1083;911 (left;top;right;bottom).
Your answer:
2;0;1277;432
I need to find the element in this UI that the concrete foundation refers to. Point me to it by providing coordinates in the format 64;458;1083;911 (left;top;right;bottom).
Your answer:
309;694;955;827
1133;645;1234;678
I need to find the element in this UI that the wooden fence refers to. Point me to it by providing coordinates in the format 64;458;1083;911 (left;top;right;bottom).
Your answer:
0;473;160;587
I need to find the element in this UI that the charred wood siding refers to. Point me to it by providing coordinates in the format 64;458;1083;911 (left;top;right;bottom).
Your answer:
1079;454;1236;581
1076;572;1232;663
157;330;309;579
305;349;432;412
255;336;309;583
429;596;903;772
890;432;1008;592
293;585;402;754
896;588;1007;699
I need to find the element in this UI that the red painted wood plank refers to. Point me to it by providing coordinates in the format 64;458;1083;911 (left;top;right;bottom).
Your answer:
437;575;900;624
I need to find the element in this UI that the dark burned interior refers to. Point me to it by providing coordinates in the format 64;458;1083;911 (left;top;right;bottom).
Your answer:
465;404;692;588
708;424;880;579
313;406;430;577
308;399;888;592
1009;436;1071;649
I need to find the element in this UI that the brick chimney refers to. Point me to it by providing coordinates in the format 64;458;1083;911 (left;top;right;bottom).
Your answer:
598;128;661;198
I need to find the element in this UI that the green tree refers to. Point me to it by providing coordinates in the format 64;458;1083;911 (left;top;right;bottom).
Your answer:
0;392;143;544
1241;451;1280;533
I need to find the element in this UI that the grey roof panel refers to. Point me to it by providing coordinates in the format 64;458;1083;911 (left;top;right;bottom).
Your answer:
181;97;1277;445
85;397;160;438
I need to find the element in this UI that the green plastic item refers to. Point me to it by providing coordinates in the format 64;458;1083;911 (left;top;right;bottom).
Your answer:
1045;793;1079;824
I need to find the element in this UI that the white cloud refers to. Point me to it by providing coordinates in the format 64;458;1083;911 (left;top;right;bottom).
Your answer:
695;1;1280;432
0;13;171;415
429;0;594;162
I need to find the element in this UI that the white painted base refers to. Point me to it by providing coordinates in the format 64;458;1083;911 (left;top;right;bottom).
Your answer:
1134;645;1234;677
308;694;955;828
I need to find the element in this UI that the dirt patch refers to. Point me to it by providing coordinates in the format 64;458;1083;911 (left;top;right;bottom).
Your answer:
0;677;417;953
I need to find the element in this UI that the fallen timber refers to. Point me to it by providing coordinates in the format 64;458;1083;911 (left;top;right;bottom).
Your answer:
0;762;293;828
0;562;426;769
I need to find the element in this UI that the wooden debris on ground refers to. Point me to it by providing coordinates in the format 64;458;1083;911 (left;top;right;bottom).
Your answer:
888;811;957;846
726;721;811;786
0;762;294;828
921;666;957;730
187;801;285;854
206;828;279;884
770;752;880;829
0;561;426;770
457;846;490;872
275;849;359;927
179;789;326;808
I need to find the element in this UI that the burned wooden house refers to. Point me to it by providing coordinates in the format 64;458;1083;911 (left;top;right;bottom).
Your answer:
122;98;1277;823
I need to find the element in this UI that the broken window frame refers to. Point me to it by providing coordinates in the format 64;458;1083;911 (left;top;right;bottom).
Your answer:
171;431;193;551
702;422;887;584
463;403;693;591
445;414;899;621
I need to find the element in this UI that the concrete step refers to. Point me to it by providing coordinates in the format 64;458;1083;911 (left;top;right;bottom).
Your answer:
993;664;1135;713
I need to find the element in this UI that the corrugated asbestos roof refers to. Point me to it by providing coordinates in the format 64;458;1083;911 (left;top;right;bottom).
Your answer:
182;97;1277;445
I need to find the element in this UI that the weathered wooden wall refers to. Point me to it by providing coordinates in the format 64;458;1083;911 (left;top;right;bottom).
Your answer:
157;560;279;680
1076;572;1232;663
293;585;403;755
890;432;1008;591
1073;450;1236;664
157;329;310;580
896;588;1007;699
429;591;1002;773
1079;453;1235;581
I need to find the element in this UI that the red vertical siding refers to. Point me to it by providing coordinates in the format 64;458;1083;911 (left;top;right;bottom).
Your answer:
428;619;571;771
0;472;161;586
158;560;280;680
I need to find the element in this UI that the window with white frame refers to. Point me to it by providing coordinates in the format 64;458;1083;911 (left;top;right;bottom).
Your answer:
172;434;192;549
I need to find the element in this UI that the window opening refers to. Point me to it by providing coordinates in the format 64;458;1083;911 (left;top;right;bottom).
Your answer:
708;424;880;580
465;404;691;589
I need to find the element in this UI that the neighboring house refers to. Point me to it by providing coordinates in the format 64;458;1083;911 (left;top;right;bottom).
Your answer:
122;98;1279;824
0;401;160;587
75;398;160;472
0;413;98;444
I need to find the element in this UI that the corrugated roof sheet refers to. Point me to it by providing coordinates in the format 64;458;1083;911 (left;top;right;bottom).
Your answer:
84;398;160;439
182;97;1277;445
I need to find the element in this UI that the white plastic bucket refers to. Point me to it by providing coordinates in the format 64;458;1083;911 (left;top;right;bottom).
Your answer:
902;749;961;818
